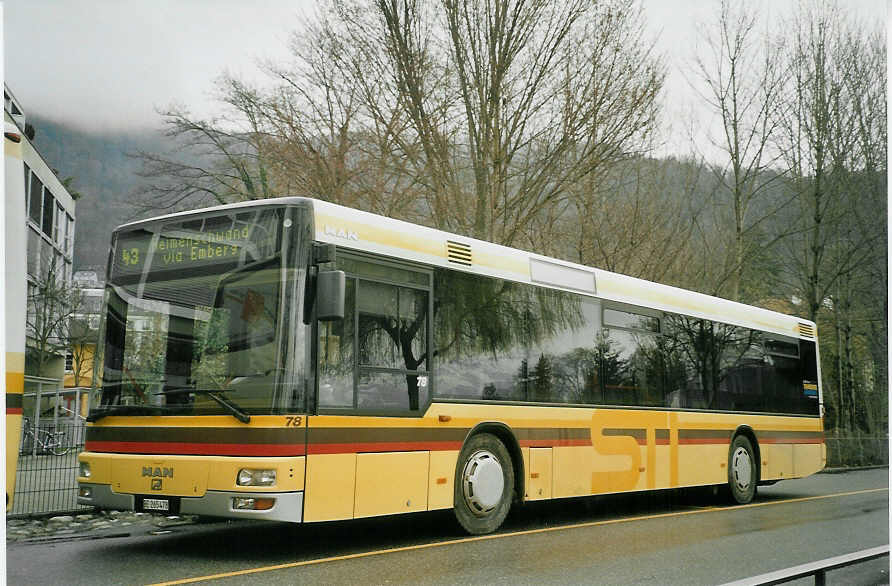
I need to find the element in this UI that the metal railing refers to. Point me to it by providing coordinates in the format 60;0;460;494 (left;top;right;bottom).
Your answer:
8;380;91;517
720;545;889;585
824;436;889;468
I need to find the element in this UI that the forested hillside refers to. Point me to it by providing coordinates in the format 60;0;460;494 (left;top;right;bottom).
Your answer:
29;116;166;271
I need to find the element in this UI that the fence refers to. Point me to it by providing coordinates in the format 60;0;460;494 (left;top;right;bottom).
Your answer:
824;436;889;468
8;378;91;517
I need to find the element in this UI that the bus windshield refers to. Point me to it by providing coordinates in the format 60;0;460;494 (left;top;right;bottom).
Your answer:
93;206;306;417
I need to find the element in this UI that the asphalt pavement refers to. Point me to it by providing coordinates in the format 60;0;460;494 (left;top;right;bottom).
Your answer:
5;467;888;585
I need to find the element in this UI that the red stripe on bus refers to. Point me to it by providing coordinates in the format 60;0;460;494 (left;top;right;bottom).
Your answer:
84;441;306;457
628;439;672;446
589;437;819;447
519;439;591;448
593;437;672;447
309;438;591;454
590;437;820;446
6;408;23;414
307;440;464;454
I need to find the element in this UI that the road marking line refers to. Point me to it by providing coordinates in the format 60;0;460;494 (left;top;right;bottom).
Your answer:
150;487;888;586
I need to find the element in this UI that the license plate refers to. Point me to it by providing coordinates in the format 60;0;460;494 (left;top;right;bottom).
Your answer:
136;495;180;514
142;498;170;512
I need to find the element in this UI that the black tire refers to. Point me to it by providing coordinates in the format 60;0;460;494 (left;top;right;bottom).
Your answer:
20;435;33;457
50;441;71;457
453;433;514;535
727;435;757;504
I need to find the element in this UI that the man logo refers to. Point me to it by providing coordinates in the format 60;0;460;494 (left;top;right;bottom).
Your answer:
151;479;162;491
142;466;173;479
323;225;359;241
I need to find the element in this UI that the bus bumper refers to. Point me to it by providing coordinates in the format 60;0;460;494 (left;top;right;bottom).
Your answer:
77;483;304;522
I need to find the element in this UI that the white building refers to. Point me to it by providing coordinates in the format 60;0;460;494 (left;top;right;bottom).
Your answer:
5;84;77;379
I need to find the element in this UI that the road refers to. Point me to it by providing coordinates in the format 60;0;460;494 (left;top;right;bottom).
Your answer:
7;468;888;585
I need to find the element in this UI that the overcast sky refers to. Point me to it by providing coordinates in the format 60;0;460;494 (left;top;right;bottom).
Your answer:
3;0;310;130
2;0;887;152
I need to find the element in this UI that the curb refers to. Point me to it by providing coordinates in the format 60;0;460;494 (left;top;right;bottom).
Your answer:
13;531;133;544
820;465;888;474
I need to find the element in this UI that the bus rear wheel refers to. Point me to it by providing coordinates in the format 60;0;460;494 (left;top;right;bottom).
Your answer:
727;435;757;504
454;433;514;535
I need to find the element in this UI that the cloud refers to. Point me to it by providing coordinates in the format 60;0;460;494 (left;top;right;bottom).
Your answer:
4;0;304;131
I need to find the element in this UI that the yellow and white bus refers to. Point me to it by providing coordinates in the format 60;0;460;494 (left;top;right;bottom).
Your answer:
78;197;824;534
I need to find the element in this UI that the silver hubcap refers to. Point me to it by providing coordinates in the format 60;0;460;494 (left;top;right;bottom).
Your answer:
732;447;752;492
462;450;504;516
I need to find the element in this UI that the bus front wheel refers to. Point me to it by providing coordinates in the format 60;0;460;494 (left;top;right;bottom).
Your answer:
454;433;514;535
727;435;757;504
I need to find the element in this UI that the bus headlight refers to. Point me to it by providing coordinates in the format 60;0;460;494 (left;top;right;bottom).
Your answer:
236;468;276;486
79;461;91;478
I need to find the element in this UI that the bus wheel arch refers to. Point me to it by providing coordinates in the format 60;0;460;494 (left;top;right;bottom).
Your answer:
464;422;524;502
733;426;761;482
727;428;759;504
453;425;520;535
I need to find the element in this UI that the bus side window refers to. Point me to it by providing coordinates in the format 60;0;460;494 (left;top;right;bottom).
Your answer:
317;262;431;414
356;280;429;411
318;279;356;408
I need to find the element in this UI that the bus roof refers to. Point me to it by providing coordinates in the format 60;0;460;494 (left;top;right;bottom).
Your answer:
114;196;816;341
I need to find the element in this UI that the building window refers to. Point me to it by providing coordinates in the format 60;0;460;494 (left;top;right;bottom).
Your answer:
55;204;65;245
66;214;75;257
39;240;55;278
28;174;43;225
65;352;74;373
23;164;30;213
42;188;54;237
27;228;40;277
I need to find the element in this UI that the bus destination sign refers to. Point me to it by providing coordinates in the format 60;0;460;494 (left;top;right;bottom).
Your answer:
113;226;270;281
111;209;283;283
119;227;251;270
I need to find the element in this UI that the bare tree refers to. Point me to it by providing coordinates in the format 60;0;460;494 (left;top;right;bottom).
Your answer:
775;3;841;323
774;4;881;318
572;155;706;285
825;19;887;434
351;0;665;248
65;308;97;388
692;0;794;302
261;13;426;218
131;78;277;214
26;255;81;378
134;1;665;253
773;3;886;434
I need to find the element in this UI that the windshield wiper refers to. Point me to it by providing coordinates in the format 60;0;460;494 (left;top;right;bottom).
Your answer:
154;388;251;424
86;405;165;422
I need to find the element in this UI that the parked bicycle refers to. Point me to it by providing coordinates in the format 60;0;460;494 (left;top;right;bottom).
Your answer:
19;417;71;456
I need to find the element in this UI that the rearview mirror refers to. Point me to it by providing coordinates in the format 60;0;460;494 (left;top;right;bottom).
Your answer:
316;270;345;322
